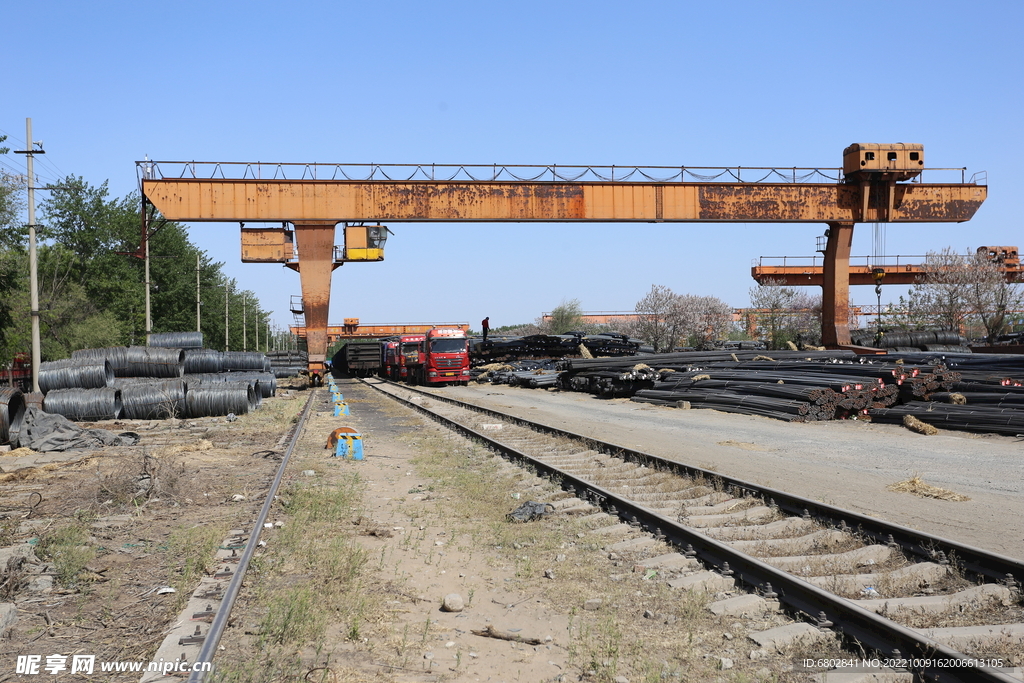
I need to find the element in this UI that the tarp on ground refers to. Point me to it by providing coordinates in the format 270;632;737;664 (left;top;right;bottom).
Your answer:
19;407;140;452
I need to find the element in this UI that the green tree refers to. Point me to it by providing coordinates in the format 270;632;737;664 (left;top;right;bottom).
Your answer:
544;298;586;335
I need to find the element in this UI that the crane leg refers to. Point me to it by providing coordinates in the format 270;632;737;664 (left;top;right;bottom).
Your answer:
821;221;854;347
293;221;338;370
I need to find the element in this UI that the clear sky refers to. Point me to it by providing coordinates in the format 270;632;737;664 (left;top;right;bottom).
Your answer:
3;0;1021;332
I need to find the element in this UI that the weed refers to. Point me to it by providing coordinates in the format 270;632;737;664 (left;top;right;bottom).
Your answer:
35;523;95;588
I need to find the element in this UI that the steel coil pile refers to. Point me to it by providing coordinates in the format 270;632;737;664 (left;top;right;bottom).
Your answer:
147;331;204;349
0;387;26;445
116;379;188;420
70;346;184;378
38;359;113;393
185;382;256;418
266;350;307;378
222;351;268;371
71;346;131;375
187;371;275;399
43;388;122;421
183;348;224;374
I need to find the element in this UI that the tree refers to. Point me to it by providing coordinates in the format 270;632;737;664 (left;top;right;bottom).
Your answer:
674;294;734;348
628;285;682;352
902;248;1023;340
544;298;586;334
748;278;797;349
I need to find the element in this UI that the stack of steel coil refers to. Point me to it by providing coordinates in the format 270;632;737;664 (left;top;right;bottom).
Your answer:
0;387;26;446
147;331;204;348
185;382;256;418
222;351;268;371
115;379;188;420
38;359;113;393
43;387;122;421
182;348;224;374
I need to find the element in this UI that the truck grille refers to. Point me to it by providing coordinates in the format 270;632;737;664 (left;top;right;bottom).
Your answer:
434;358;463;368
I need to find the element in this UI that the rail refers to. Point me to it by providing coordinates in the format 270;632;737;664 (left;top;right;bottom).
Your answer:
753;254;932;269
187;389;316;683
364;378;1022;682
137;161;983;186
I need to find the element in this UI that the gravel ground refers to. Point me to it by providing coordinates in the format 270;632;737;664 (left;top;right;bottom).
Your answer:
432;383;1024;560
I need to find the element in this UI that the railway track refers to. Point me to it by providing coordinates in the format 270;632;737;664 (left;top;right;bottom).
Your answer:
362;377;1024;682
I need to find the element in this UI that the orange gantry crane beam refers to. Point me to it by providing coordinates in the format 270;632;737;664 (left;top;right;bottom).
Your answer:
140;151;986;365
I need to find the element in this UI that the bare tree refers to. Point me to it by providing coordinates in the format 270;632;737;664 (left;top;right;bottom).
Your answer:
963;251;1023;342
628;285;683;352
748;278;797;349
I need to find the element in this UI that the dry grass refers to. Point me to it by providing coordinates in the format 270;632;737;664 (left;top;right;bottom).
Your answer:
887;475;970;502
903;414;939;435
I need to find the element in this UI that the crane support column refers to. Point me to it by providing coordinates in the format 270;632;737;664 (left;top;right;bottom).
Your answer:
821;221;854;347
292;221;337;370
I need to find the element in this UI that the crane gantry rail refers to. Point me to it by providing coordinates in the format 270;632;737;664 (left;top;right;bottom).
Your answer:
138;148;987;370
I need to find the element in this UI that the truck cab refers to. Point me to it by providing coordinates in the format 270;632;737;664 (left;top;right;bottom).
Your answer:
421;327;471;386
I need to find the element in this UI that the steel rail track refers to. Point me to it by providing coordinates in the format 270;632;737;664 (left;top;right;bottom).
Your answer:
364;378;1022;683
186;389;317;683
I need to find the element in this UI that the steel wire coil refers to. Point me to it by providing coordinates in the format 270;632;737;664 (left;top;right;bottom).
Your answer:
123;347;186;377
185;374;268;403
185;383;255;418
71;347;131;375
273;367;302;378
221;371;276;397
0;387;26;446
183;348;224;374
38;359;114;394
147;331;204;348
117;379;188;419
43;388;123;421
221;351;268;371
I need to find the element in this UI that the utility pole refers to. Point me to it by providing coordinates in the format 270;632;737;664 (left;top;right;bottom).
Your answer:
196;253;201;331
242;292;247;352
14;119;43;393
224;279;230;352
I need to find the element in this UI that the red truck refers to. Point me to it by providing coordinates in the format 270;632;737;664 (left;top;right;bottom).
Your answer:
3;353;32;391
384;328;469;385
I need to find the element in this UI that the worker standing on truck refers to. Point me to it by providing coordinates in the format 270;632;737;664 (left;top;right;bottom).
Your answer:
481;317;490;343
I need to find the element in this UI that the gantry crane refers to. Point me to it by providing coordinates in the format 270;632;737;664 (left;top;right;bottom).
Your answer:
138;145;986;370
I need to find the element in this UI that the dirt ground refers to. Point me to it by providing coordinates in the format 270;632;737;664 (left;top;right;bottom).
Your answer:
1;376;1019;682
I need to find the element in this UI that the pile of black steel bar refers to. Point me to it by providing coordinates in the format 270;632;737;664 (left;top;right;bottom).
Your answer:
870;402;1024;436
471;332;643;362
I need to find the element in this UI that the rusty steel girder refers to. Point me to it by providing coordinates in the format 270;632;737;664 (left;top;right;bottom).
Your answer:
142;174;986;359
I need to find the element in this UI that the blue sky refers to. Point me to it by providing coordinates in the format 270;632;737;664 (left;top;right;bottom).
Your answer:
3;0;1021;332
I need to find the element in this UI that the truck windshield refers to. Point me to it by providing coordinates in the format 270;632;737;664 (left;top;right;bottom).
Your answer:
430;338;467;354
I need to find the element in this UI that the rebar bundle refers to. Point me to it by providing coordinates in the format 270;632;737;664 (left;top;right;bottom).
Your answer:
117;379;188;420
185;383;255;418
147;331;204;349
183;348;224;374
870;402;1024;436
38;359;114;393
43;388;123;421
222;351;269;371
0;387;26;446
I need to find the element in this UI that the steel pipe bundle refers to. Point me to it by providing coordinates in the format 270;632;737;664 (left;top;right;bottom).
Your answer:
147;331;204;348
117;379;188;420
183;348;225;374
222;351;268;371
37;359;113;393
43;388;122;421
0;387;26;446
185;382;255;418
